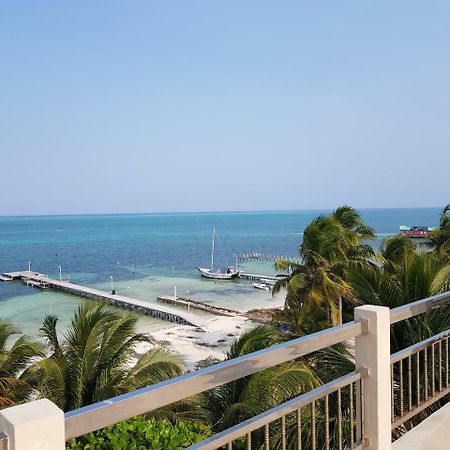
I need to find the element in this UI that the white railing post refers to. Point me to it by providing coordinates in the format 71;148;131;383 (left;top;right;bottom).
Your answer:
0;399;65;450
355;305;391;450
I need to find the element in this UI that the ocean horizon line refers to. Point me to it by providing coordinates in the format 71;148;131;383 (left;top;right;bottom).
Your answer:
0;205;442;220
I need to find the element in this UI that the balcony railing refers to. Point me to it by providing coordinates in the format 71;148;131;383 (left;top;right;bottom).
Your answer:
188;369;366;450
1;291;450;450
65;319;365;443
389;291;450;434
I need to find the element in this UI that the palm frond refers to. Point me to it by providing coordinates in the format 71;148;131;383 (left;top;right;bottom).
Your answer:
30;303;185;412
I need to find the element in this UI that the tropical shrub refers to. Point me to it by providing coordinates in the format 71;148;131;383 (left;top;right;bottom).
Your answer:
66;417;211;450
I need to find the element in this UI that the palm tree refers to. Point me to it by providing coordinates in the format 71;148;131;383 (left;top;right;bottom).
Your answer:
297;206;375;270
0;321;43;408
379;235;416;274
270;208;450;443
429;204;450;260
349;250;450;352
274;206;375;327
272;299;330;337
26;303;185;412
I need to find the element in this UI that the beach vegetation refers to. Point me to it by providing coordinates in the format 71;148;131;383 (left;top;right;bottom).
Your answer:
0;321;44;408
66;417;211;450
25;303;184;411
273;205;375;327
273;205;450;336
429;204;450;261
270;205;450;443
349;249;450;352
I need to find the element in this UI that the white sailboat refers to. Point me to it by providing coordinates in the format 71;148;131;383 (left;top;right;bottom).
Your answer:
197;227;240;280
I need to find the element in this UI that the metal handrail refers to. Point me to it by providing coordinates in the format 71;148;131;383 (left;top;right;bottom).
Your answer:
390;291;450;324
187;369;367;450
391;387;450;429
391;328;450;364
65;319;364;440
390;303;450;430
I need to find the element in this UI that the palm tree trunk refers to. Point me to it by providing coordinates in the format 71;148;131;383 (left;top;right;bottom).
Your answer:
338;297;343;325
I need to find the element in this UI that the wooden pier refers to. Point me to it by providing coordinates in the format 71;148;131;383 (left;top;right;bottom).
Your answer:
239;252;300;264
157;295;241;316
1;271;204;328
239;273;280;282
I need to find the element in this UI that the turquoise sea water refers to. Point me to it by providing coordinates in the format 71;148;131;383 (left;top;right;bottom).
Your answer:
0;208;440;338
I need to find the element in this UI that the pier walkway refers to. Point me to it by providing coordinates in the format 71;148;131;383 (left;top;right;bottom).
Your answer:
157;295;241;316
239;273;280;282
1;271;204;328
239;252;300;264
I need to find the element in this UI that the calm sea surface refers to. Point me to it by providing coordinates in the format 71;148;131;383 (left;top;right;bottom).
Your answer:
0;208;440;338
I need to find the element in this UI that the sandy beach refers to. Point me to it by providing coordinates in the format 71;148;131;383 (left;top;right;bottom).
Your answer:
136;314;258;370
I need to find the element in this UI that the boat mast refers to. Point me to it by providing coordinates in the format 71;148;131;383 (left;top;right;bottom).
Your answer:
211;227;215;270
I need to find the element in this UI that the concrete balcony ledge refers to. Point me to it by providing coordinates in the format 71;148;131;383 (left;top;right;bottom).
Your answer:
393;403;450;450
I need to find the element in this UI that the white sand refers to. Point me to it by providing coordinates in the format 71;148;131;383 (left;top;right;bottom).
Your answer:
136;315;257;370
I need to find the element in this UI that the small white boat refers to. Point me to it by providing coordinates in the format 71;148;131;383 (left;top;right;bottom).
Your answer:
253;283;271;291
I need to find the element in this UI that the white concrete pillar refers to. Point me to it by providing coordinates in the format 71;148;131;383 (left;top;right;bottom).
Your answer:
355;305;391;450
0;399;65;450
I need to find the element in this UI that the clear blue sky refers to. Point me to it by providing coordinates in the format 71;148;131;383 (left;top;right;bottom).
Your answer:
1;1;449;215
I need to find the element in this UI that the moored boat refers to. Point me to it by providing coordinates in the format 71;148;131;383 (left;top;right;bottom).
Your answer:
253;283;271;290
197;227;240;280
197;267;240;279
